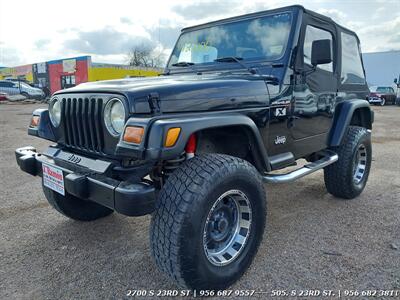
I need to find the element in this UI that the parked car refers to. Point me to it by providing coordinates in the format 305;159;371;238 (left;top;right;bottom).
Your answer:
368;86;397;106
16;5;373;290
0;80;44;100
6;78;35;87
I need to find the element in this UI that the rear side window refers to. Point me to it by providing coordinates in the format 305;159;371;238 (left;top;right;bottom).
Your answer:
0;82;14;87
303;25;333;72
341;32;365;84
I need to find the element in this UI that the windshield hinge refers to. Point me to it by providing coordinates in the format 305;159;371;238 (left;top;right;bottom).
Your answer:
148;92;161;114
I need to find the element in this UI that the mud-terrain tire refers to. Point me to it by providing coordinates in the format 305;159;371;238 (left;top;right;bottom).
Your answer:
43;185;113;221
150;154;266;289
324;126;371;199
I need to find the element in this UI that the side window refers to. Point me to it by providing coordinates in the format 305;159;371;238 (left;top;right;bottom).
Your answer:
388;87;395;93
303;25;333;72
340;32;365;84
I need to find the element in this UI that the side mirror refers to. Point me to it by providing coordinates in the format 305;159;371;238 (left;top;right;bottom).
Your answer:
311;39;332;66
395;78;398;84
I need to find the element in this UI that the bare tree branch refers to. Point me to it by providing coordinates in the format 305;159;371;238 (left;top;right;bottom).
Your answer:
127;43;165;68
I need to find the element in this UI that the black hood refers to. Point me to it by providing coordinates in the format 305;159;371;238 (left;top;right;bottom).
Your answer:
56;73;271;113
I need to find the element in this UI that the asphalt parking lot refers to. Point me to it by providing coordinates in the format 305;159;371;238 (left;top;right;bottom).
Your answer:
0;103;399;299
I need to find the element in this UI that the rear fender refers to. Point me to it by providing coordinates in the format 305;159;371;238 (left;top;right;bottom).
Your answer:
328;99;373;147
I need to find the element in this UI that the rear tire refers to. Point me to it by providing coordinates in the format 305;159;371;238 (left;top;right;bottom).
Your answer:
324;126;372;199
150;154;266;289
43;186;113;221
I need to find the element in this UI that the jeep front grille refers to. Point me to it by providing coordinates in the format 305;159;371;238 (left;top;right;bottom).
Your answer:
61;97;104;153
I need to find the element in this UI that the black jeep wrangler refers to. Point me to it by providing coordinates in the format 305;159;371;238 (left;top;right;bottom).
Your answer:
16;5;373;290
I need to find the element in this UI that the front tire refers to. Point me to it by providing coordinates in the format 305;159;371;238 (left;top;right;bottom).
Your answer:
324;126;372;199
380;98;386;106
21;92;29;99
43;186;113;221
150;154;266;289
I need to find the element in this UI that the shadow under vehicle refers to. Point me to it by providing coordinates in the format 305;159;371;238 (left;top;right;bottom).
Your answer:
15;5;373;290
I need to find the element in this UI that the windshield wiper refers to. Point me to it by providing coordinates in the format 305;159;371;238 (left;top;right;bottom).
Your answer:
215;56;279;84
172;61;195;66
214;56;257;75
171;61;199;73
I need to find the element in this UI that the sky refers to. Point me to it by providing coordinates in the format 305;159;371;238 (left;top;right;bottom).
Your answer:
0;0;399;67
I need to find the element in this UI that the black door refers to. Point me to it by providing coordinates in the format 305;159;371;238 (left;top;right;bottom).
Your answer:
290;20;338;156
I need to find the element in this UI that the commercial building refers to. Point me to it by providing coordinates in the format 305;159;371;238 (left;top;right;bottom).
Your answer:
0;56;161;95
362;50;400;86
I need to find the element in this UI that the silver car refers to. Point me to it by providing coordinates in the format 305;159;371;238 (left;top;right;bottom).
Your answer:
0;80;44;99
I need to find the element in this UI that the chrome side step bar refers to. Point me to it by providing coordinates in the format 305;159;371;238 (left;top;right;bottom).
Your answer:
262;150;338;184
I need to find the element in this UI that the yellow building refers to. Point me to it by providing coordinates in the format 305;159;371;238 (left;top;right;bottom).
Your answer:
0;65;33;82
89;63;161;82
0;56;162;95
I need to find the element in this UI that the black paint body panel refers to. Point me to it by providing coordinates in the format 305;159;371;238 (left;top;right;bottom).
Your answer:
44;5;372;172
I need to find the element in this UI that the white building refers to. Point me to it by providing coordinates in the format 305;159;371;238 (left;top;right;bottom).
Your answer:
362;50;400;86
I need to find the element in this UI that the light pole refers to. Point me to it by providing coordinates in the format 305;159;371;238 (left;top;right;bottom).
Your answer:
395;74;400;105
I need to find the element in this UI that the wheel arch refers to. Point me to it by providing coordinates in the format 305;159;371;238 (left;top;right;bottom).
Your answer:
328;99;373;147
146;114;271;172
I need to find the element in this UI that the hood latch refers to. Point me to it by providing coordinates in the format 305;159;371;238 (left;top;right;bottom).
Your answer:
148;92;161;114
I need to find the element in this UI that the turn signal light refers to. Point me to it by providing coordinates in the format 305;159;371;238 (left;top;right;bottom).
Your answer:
165;127;181;147
123;126;144;144
30;116;40;127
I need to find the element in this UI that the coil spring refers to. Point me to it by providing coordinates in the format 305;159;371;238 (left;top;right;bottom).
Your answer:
163;152;186;177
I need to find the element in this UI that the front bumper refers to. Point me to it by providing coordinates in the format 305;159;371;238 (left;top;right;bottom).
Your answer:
15;146;155;216
368;97;383;104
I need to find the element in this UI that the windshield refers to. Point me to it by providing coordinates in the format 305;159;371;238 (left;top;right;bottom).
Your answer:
168;12;292;68
371;86;389;93
20;82;31;89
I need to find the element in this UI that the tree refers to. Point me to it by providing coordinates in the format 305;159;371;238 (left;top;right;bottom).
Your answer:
127;43;165;68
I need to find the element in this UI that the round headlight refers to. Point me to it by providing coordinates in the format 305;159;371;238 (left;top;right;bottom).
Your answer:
49;98;61;127
104;98;126;136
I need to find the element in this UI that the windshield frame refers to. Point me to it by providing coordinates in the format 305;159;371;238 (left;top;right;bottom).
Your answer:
166;10;295;73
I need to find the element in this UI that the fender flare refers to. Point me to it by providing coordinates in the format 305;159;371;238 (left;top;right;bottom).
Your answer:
27;109;56;141
116;113;271;172
328;99;373;147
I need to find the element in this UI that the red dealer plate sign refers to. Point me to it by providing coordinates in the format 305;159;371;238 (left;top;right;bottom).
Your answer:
42;163;65;196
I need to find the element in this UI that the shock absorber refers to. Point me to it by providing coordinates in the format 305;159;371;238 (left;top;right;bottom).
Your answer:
157;133;197;182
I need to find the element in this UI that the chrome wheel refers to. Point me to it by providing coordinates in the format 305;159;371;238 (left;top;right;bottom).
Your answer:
353;144;367;184
203;190;252;266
